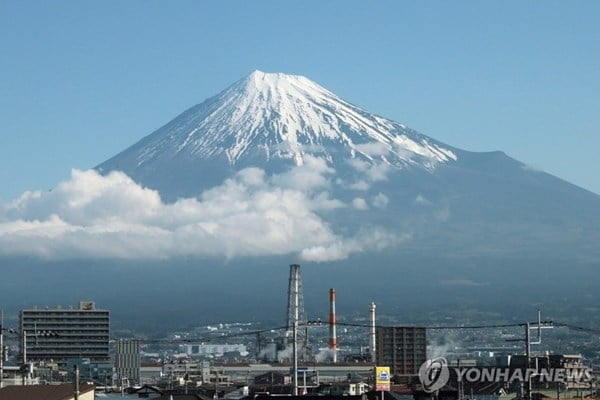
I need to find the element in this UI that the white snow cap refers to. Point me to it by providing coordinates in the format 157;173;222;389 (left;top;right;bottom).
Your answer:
137;70;457;168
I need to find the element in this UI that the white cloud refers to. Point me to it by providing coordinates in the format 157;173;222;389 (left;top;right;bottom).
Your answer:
347;158;391;182
435;204;451;222
272;155;333;191
413;195;450;221
299;240;348;263
0;163;405;262
366;162;391;181
439;279;489;287
347;158;370;173
415;194;431;205
299;228;411;262
372;193;389;209
352;198;369;210
349;180;370;191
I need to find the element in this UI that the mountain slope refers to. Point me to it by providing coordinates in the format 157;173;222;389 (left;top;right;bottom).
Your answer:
98;70;458;197
97;70;600;259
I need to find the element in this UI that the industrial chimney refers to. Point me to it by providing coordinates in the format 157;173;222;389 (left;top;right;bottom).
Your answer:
369;302;376;364
329;288;337;363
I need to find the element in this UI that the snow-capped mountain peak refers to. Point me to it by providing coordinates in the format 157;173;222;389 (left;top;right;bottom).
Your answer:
129;70;457;170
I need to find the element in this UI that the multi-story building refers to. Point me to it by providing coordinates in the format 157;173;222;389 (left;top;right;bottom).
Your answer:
19;301;109;363
67;357;114;385
375;326;427;376
115;339;141;385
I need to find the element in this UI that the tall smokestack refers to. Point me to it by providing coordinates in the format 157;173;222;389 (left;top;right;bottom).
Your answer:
286;264;308;361
329;288;337;363
369;302;376;364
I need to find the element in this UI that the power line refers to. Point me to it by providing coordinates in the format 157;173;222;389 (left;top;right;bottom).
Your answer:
130;322;530;345
554;322;600;335
337;320;598;334
335;321;526;330
134;326;288;344
111;320;599;344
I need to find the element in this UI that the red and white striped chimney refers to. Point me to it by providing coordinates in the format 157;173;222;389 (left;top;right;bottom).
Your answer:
329;288;337;363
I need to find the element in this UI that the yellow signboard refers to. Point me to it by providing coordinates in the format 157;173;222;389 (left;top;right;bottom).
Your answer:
375;366;391;391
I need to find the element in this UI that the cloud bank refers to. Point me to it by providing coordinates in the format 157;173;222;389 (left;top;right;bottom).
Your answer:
0;158;405;261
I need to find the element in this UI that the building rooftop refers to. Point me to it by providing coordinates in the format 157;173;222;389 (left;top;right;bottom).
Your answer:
0;384;94;400
20;300;106;312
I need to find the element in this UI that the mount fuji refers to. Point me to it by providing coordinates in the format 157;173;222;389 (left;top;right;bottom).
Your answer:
98;70;600;260
99;70;458;197
2;71;600;330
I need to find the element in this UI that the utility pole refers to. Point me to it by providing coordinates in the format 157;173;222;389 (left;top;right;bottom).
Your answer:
517;310;552;400
74;364;80;400
293;319;298;396
22;330;27;386
525;322;531;400
505;311;553;400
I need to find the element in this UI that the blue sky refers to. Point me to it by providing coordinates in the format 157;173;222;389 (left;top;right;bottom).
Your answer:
1;0;599;199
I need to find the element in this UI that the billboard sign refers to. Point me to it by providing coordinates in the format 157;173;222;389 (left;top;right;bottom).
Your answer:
375;366;391;391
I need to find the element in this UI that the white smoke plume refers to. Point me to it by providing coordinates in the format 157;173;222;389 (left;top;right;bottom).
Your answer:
314;348;336;363
276;345;294;362
428;333;462;359
257;345;277;362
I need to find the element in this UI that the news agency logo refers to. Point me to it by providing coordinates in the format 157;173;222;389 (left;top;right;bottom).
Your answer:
418;357;450;393
418;357;593;393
